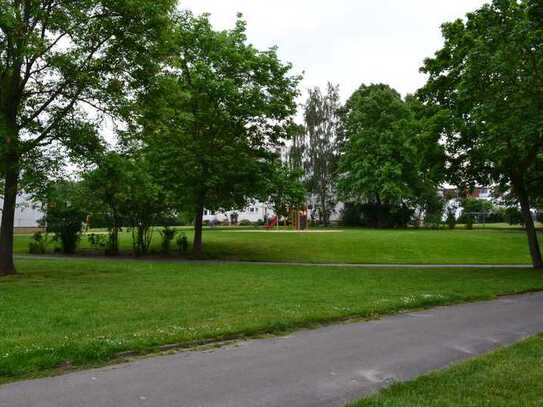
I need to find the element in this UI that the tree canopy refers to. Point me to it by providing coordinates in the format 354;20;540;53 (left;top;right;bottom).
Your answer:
420;0;543;268
337;84;443;225
138;11;300;254
0;0;176;275
302;83;342;226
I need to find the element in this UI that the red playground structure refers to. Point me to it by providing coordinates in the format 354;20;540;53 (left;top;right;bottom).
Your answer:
265;216;279;230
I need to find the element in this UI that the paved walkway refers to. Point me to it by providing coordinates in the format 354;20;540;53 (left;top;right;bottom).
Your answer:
15;254;533;269
2;292;543;407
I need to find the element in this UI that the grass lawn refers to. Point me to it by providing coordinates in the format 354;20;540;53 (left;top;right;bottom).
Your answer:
2;259;543;383
350;334;543;406
13;227;543;264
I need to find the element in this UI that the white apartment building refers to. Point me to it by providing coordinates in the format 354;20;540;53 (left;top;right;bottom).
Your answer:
0;194;44;231
203;201;274;224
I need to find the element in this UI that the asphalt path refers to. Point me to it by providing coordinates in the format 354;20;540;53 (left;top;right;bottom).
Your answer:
2;292;543;407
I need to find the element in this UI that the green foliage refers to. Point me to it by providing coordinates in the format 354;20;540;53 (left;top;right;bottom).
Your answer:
138;11;300;254
446;208;457;230
461;198;494;215
267;161;306;219
159;227;177;254
302;84;342;226
505;207;524;226
423;195;445;229
27;232;50;255
419;0;543;265
341;203;414;229
338;84;443;220
176;233;189;254
44;183;86;254
81;153;128;255
87;233;108;252
0;0;177;272
82;153;171;256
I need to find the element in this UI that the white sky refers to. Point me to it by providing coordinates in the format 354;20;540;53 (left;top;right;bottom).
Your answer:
180;0;489;101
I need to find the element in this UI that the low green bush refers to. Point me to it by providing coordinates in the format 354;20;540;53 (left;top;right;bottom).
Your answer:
159;227;177;254
28;232;50;254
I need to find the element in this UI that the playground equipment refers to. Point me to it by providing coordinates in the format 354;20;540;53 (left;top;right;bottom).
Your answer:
265;216;279;230
290;207;309;231
264;207;309;231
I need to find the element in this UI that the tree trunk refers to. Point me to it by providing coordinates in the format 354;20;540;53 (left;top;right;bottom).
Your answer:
0;158;19;276
193;199;205;257
518;186;543;269
321;194;328;227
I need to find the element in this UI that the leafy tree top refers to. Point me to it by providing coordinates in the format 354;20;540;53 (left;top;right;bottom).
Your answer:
140;11;301;212
0;0;176;179
419;0;543;195
338;84;441;205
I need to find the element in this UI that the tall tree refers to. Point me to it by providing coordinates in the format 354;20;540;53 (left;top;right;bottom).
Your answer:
337;84;443;227
303;83;342;226
0;1;176;275
140;12;300;255
267;160;306;223
420;0;543;268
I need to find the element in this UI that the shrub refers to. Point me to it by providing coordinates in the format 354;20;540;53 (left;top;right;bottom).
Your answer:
239;219;253;227
88;233;108;251
465;215;474;230
505;207;524;225
160;227;177;254
44;182;86;254
131;226;153;257
424;213;443;229
28;232;50;254
446;208;457;230
342;203;414;228
48;213;84;254
177;233;189;253
88;231;120;256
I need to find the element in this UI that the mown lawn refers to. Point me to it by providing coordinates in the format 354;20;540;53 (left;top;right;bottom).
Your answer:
351;334;543;406
1;259;543;382
13;227;543;264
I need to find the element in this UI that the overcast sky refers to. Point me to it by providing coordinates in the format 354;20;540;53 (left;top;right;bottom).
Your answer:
181;0;489;102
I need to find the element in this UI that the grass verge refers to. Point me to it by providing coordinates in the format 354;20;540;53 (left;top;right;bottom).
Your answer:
13;227;543;264
350;334;543;406
1;259;543;383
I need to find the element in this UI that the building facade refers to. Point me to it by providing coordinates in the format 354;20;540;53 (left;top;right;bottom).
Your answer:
0;194;44;232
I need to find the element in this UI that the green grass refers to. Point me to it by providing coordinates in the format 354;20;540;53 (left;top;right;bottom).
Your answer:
2;259;543;383
14;227;543;264
350;334;543;406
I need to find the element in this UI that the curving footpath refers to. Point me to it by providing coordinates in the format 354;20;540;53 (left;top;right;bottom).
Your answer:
1;292;543;407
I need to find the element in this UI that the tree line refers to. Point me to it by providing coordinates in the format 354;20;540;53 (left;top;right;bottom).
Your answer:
1;0;542;274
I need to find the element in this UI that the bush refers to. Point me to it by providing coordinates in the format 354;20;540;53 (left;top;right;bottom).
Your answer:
505;207;524;225
88;233;107;250
177;233;189;253
44;182;86;254
47;206;85;254
28;232;50;254
446;208;457;230
239;219;253;227
342;203;414;228
160;227;177;254
465;215;474;230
